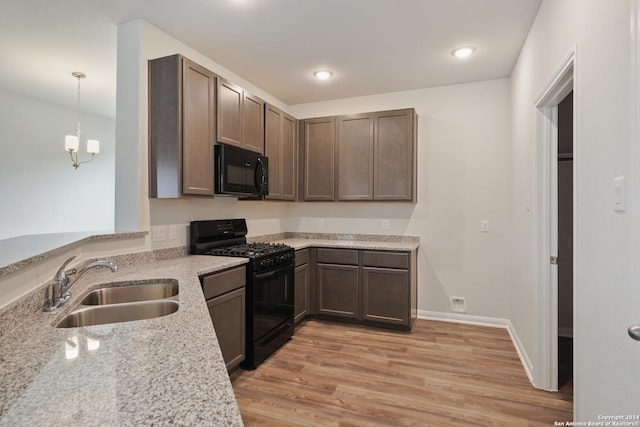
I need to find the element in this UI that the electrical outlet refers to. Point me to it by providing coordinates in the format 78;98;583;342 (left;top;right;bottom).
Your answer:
152;225;167;242
169;225;177;240
450;296;467;313
317;218;324;228
480;220;490;233
382;219;389;230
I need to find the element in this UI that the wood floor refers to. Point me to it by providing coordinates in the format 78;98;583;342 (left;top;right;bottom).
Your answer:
230;319;573;426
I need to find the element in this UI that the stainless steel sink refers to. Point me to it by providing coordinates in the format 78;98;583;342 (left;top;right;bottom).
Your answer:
80;281;178;305
55;300;179;328
54;280;180;328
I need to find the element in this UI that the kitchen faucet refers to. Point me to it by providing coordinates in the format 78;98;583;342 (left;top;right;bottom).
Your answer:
44;255;117;311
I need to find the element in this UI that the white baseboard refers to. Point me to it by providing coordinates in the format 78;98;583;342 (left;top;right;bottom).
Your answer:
417;310;534;385
505;321;534;384
418;310;509;328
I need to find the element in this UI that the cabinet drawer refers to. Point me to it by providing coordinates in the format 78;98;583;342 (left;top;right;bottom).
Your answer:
295;249;309;267
362;251;409;269
201;266;245;299
316;248;359;265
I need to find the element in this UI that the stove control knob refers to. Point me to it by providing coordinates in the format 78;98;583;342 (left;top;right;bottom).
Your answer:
265;259;274;268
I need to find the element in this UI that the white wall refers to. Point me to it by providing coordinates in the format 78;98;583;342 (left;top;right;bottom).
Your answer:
0;88;115;239
510;0;634;418
288;79;513;319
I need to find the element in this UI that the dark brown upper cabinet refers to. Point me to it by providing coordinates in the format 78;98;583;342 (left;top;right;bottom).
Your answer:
300;117;336;201
243;92;266;154
374;109;416;201
300;108;416;203
217;78;265;154
265;104;297;201
148;54;216;198
216;79;242;147
337;113;375;201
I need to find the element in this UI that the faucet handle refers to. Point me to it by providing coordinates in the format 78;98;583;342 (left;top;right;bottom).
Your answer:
56;255;76;282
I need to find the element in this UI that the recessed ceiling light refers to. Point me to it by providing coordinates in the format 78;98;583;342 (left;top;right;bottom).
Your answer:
313;70;333;80
451;47;476;59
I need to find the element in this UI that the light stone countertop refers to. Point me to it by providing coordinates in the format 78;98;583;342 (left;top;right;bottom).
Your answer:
0;255;247;426
273;238;420;252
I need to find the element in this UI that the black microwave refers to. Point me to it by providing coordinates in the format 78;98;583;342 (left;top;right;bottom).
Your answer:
215;143;269;198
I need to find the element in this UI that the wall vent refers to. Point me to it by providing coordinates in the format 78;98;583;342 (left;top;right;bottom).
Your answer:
450;296;467;313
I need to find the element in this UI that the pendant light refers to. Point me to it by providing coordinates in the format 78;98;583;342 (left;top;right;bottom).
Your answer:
65;72;99;169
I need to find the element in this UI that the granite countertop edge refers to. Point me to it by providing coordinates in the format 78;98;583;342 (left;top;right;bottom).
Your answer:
0;231;148;279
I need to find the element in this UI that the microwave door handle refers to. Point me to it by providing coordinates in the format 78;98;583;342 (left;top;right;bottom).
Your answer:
255;158;267;195
254;161;261;193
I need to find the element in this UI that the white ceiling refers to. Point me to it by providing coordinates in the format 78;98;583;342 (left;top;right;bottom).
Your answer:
0;0;541;118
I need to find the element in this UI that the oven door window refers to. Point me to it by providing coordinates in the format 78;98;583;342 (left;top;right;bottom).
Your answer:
253;263;294;341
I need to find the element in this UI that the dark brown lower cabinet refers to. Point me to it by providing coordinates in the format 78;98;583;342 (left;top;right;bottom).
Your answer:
201;266;246;372
362;267;409;326
294;249;310;324
312;248;416;331
317;263;359;319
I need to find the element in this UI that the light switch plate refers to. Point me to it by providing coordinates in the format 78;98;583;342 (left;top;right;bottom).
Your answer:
480;220;490;233
614;176;625;212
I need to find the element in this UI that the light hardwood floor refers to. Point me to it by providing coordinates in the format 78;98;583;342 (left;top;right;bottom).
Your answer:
230;319;573;426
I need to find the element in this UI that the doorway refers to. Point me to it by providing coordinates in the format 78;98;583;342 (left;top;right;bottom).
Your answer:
533;46;577;394
557;91;573;389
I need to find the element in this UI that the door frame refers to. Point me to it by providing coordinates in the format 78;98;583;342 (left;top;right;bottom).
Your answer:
533;46;579;393
631;0;640;332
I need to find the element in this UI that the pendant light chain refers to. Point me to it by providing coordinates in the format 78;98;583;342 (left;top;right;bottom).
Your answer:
76;74;81;142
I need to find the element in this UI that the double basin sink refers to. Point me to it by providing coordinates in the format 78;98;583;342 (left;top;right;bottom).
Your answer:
55;280;179;328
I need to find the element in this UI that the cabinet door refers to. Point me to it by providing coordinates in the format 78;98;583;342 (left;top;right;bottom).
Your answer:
243;92;264;154
362;267;409;326
317;263;359;319
207;287;246;371
337;114;374;200
303;117;336;201
264;104;282;199
281;113;297;201
217;79;243;148
294;263;309;324
182;59;216;196
374;109;415;201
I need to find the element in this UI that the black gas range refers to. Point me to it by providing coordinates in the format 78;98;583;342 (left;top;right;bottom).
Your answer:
190;219;294;369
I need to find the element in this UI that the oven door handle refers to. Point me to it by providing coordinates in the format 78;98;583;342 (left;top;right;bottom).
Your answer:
254;261;294;280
